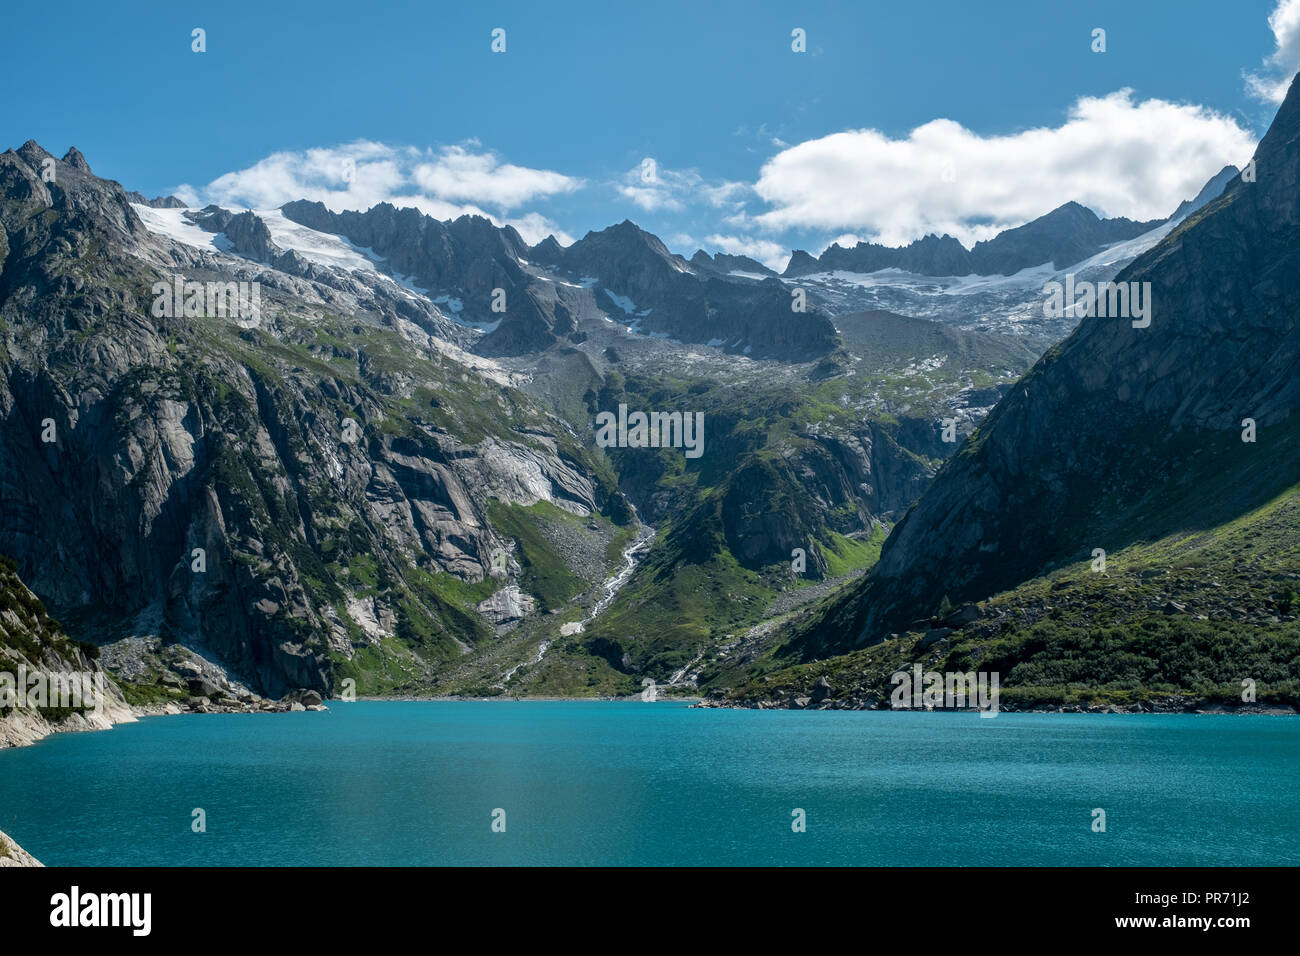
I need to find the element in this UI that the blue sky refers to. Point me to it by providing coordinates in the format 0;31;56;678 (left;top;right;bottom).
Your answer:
3;0;1297;267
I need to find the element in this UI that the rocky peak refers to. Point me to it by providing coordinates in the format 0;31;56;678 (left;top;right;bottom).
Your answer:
61;147;91;173
2;140;145;246
126;191;187;209
968;200;1160;274
15;140;53;169
529;234;566;266
782;249;822;277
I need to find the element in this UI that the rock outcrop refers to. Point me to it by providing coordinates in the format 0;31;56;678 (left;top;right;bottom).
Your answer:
0;829;42;866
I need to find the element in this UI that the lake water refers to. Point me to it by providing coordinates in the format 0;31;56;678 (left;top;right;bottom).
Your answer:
1;702;1297;866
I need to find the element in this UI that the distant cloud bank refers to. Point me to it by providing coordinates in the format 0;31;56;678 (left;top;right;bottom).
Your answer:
746;91;1256;249
176;141;581;245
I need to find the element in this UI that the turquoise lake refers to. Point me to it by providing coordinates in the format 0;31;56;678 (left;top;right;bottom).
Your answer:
1;702;1297;866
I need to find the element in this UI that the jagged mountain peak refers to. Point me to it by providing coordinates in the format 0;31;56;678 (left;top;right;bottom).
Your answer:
781;187;1200;280
782;249;820;275
530;234;566;260
15;140;53;167
125;191;186;209
913;232;966;247
61;146;91;172
578;218;673;251
2;140;147;244
1045;199;1097;218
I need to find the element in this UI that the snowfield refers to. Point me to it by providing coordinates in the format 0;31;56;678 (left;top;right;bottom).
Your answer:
132;205;233;253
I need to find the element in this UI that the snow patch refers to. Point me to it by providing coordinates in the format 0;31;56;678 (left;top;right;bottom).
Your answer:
604;289;638;314
131;205;232;253
255;208;378;272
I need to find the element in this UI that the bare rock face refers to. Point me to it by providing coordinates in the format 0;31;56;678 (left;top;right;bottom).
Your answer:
278;205;839;361
476;586;536;625
0;829;42;867
279;200;560;353
559;221;838;359
0;559;136;751
788;74;1300;659
0;141;629;697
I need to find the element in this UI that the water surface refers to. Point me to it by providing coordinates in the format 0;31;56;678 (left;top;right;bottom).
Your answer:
1;702;1295;866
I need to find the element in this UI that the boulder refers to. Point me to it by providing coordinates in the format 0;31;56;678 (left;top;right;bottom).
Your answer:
918;627;953;649
811;675;833;702
940;604;983;628
187;678;222;698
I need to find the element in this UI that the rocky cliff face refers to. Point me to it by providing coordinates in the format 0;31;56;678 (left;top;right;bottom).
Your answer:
279;200;570;353
0;557;134;750
786;76;1300;659
277;206;839;361
559;221;838;359
0;141;629;697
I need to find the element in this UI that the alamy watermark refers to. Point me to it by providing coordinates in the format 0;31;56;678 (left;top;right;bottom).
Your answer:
50;886;151;936
0;666;105;717
1042;274;1151;328
595;403;704;458
151;274;261;328
890;664;1000;717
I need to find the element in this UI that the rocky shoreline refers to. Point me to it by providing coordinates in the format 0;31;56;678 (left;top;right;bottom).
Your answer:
0;828;41;867
694;692;1298;714
0;688;330;753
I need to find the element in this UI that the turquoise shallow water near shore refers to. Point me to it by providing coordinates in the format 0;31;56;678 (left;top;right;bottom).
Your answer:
1;701;1296;866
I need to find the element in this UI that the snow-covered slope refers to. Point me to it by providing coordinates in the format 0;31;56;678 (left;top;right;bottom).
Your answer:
132;205;233;253
785;219;1177;339
254;208;383;273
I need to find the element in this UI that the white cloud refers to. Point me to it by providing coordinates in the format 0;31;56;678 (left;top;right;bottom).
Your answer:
750;90;1256;247
701;234;790;272
823;233;863;254
510;212;575;247
1246;0;1300;103
411;145;581;207
616;159;746;213
177;140;579;246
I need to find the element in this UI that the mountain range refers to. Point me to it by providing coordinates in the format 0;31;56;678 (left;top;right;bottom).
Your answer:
782;166;1237;279
0;77;1293;718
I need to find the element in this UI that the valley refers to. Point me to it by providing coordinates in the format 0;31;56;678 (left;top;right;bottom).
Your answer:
0;84;1294;721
